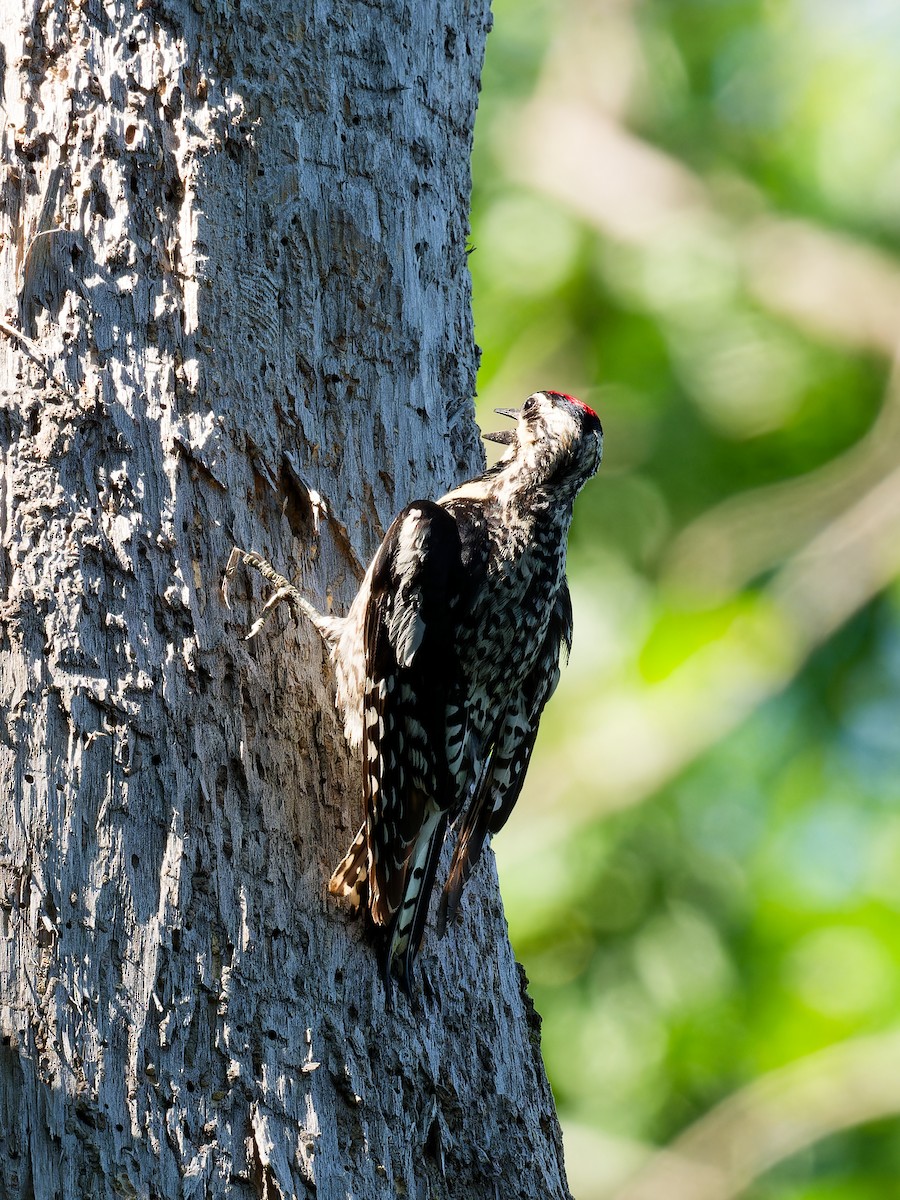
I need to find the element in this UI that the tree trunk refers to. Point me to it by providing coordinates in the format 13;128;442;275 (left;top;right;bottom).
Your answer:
0;1;572;1197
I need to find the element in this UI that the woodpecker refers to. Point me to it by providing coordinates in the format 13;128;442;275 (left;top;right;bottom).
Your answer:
225;390;602;999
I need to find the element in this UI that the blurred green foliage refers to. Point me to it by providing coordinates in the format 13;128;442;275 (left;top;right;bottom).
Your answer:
469;2;900;1197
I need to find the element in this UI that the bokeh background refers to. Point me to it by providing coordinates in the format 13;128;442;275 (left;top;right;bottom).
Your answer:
469;2;900;1198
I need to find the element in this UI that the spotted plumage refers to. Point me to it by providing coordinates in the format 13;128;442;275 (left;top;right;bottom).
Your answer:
225;390;602;1000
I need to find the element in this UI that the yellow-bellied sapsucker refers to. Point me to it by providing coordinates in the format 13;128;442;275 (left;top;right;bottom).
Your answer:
226;390;602;1000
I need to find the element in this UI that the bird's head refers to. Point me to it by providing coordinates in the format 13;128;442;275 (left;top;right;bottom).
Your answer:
484;390;603;495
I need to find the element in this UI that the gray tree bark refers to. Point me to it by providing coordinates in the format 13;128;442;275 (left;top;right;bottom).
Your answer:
0;1;572;1197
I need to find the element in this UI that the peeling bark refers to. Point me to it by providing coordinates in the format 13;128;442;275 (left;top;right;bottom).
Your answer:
0;0;571;1196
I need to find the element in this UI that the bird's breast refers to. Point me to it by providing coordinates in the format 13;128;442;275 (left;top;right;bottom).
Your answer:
456;537;566;691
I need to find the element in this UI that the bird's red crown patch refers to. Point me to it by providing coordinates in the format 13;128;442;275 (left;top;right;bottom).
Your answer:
548;391;600;421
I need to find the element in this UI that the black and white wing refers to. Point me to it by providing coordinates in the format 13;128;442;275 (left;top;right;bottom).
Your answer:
438;583;573;933
346;501;464;991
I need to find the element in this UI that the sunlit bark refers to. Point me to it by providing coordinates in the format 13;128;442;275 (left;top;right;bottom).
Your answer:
0;1;571;1195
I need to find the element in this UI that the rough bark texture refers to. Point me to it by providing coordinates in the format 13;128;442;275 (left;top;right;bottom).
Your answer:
0;0;572;1197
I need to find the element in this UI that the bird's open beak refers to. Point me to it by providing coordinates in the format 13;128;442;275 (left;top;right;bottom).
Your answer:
482;407;520;445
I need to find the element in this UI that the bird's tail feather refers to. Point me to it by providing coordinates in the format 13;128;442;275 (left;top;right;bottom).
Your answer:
436;817;489;937
436;759;495;936
328;822;369;911
384;804;448;998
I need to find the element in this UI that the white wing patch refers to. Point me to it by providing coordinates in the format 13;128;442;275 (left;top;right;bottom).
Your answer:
389;509;429;668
